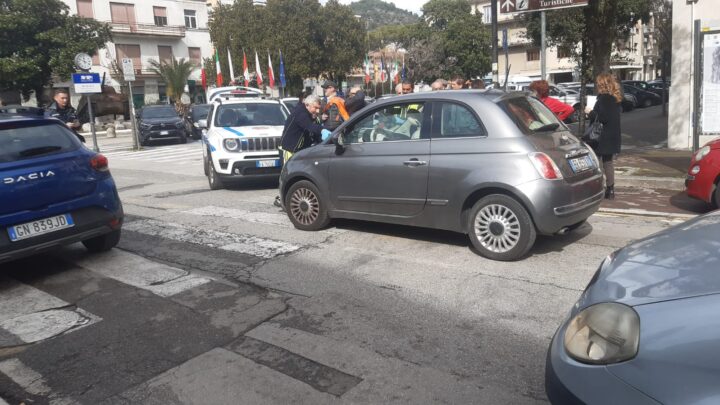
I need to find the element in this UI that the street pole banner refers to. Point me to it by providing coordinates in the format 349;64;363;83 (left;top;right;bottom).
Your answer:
701;32;720;134
72;73;101;94
500;0;588;14
121;58;135;82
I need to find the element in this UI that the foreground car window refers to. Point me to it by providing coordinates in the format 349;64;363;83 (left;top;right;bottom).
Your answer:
214;104;286;127
501;97;561;134
0;122;79;163
437;102;484;138
345;102;425;143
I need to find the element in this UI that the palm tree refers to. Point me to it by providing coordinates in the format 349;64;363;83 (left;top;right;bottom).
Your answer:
148;57;195;115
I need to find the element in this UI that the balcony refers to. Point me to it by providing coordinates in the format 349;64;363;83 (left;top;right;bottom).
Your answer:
108;21;186;38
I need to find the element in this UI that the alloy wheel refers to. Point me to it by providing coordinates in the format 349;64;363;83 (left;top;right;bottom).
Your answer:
474;204;521;253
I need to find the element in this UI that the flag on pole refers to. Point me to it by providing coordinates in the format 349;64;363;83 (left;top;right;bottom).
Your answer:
279;50;286;88
364;55;371;84
373;58;379;83
380;55;387;83
401;54;407;81
227;48;235;84
215;49;223;87
392;60;400;85
242;50;250;87
267;52;275;89
201;68;207;90
254;51;263;87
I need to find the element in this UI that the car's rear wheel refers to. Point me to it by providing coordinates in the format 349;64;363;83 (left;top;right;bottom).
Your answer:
467;194;536;261
82;229;121;252
207;159;224;190
642;98;652;108
285;180;330;231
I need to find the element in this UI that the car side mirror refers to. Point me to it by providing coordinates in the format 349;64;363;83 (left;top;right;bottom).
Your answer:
198;119;208;129
334;132;345;155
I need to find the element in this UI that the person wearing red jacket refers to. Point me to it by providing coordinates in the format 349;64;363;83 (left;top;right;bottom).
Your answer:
529;80;575;123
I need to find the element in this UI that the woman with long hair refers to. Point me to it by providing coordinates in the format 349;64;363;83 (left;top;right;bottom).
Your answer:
587;73;622;199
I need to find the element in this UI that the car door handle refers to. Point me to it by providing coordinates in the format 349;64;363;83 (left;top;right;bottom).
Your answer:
403;159;427;167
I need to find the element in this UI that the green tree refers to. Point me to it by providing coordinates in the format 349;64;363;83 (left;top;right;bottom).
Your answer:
148;58;195;114
0;0;111;101
349;0;420;31
318;0;365;82
524;0;650;78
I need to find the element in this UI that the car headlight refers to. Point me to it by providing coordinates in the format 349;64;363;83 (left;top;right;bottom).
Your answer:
564;302;639;364
694;146;711;162
224;138;239;151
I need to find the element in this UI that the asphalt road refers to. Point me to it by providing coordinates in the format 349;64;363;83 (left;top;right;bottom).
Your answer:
0;139;684;404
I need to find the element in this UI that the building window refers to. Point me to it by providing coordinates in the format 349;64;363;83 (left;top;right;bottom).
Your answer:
188;47;202;67
184;10;197;29
153;7;167;26
76;0;93;18
115;44;141;71
110;2;135;24
158;46;174;65
526;49;540;61
557;46;572;59
482;5;491;24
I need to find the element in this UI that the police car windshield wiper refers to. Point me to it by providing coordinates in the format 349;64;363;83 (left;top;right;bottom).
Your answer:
18;146;62;157
534;123;560;132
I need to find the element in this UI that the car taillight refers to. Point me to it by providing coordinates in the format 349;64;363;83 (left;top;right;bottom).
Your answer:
90;154;109;172
529;152;563;180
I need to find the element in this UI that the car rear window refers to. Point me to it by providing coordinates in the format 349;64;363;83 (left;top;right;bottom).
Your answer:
0;122;80;163
142;107;177;118
214;103;287;127
501;96;562;134
191;105;210;121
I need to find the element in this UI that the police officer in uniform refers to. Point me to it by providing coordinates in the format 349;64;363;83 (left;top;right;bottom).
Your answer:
45;89;80;129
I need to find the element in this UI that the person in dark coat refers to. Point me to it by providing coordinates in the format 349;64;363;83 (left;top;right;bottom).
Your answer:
344;86;367;116
45;89;80;129
586;72;622;199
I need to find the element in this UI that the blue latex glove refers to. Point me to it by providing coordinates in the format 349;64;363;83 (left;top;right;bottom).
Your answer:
394;116;405;125
321;129;332;141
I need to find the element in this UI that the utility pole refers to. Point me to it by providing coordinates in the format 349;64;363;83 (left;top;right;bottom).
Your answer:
491;0;499;86
541;11;547;81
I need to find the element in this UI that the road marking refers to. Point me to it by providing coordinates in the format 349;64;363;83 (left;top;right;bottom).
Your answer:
73;249;212;297
598;207;696;219
0;277;100;346
123;219;301;259
0;359;80;405
183;206;292;227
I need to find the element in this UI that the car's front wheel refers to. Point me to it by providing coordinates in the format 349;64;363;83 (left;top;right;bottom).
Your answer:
713;181;720;209
82;229;121;252
467;194;536;261
207;159;224;190
285;180;330;231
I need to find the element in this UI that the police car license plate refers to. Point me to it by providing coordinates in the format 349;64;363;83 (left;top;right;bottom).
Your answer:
7;214;75;242
256;160;280;168
568;155;594;173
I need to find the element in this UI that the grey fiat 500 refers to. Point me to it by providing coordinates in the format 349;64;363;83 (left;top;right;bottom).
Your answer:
279;90;604;261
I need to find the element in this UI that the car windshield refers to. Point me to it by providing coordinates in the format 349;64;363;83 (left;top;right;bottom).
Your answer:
0;122;79;163
214;103;287;127
191;105;210;121
501;96;562;134
142;107;177;119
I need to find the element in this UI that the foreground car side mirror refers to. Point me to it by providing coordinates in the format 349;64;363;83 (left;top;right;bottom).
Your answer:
334;133;345;155
197;119;208;129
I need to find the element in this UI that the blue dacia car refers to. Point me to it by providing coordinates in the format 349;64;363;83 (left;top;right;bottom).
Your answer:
0;115;123;263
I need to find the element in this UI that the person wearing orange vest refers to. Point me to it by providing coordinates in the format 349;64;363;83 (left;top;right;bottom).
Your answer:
321;81;349;131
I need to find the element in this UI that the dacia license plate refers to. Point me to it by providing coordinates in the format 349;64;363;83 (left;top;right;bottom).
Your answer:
8;214;75;242
568;155;594;173
256;159;280;168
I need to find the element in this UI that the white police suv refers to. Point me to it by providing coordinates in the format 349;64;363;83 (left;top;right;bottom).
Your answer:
200;96;288;189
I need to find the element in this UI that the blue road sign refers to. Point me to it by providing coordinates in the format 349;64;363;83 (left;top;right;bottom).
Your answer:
72;73;101;94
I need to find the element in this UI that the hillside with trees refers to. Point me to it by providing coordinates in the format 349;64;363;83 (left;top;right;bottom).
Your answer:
349;0;420;31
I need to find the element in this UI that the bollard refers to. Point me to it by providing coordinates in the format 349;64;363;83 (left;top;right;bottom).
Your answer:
106;124;116;138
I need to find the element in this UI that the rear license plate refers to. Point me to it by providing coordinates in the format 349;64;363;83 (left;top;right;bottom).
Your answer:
8;214;75;242
568;155;594;173
256;159;280;168
160;130;169;135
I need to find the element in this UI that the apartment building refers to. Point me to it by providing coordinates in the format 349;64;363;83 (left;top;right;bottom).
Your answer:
60;0;213;107
469;1;654;84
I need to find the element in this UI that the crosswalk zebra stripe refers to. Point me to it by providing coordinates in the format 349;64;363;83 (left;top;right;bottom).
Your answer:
183;206;291;227
105;147;201;158
0;359;81;405
123;219;301;259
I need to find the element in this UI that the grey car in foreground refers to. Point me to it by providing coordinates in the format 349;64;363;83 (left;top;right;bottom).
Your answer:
546;210;720;404
279;90;605;261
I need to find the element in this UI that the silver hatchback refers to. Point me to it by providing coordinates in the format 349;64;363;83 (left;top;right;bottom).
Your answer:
279;90;604;261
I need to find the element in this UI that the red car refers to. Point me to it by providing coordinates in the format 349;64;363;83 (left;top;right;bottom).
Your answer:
686;138;720;207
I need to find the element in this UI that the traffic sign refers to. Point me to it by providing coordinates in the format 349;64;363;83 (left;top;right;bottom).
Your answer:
122;58;136;82
72;73;101;94
500;0;588;14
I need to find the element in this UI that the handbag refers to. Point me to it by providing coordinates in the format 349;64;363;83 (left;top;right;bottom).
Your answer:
582;120;603;143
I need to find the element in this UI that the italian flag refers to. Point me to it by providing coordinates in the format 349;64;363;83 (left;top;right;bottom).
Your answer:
364;55;371;84
215;49;223;87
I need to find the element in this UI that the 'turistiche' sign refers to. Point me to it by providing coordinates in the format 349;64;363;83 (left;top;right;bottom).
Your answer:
500;0;588;14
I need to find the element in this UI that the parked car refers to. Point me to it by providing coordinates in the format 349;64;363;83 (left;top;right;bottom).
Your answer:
280;97;299;112
563;84;635;112
546;210;720;404
137;105;189;146
200;98;288;189
0;105;45;117
188;104;211;140
278;90;605;261
622;84;661;108
548;85;581;121
0;115;123;263
685;138;720;207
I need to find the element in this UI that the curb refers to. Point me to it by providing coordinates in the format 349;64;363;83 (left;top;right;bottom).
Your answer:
615;174;685;190
598;207;696;220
